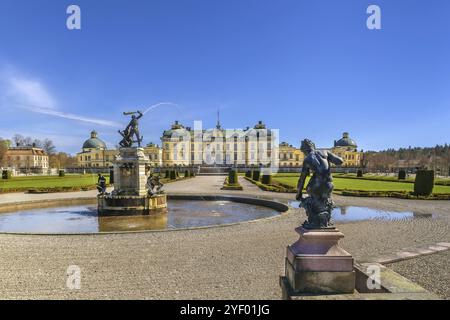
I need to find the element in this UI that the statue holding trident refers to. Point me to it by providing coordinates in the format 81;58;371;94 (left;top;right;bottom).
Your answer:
296;139;344;229
118;110;143;147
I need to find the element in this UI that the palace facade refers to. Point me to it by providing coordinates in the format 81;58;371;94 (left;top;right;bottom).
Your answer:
76;127;362;169
5;146;49;174
278;132;362;167
160;120;279;167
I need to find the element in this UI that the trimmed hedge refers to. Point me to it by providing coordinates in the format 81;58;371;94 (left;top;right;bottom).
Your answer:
356;170;363;178
2;170;12;179
184;170;190;178
170;170;177;180
228;170;238;184
165;170;170;178
261;174;272;185
58;170;65;177
109;169;114;184
245;170;252;178
221;177;243;190
340;189;450;200
252;170;260;181
414;170;434;196
398;170;406;180
244;176;295;193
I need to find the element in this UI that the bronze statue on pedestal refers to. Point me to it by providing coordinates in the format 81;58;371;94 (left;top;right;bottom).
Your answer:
296;139;343;229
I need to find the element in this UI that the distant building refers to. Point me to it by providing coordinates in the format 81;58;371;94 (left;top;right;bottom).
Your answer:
331;132;362;167
279;132;363;168
5;146;49;174
160;120;279;167
76;131;162;168
279;142;304;167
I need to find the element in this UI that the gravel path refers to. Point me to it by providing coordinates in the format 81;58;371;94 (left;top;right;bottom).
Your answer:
0;176;448;299
386;251;450;299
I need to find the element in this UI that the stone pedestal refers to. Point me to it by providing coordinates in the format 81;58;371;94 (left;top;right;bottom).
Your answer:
281;227;355;298
113;147;149;196
97;147;168;216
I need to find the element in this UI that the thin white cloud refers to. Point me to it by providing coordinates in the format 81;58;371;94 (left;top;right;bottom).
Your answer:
9;77;57;109
3;74;120;127
13;103;121;127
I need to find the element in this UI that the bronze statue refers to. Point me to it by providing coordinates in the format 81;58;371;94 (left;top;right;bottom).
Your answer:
119;110;143;147
97;173;107;195
296;139;343;229
146;173;164;195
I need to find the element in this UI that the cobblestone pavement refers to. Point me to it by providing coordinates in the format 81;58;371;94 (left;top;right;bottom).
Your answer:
0;176;448;299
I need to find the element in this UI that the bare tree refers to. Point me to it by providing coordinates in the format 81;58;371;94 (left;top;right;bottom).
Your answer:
49;152;75;169
42;139;56;155
12;134;25;147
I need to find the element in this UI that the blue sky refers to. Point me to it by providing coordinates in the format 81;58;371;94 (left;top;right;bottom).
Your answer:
0;0;449;154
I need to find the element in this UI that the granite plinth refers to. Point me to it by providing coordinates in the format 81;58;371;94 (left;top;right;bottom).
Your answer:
282;226;355;296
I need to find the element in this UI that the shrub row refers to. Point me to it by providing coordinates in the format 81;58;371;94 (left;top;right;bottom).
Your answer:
244;176;295;193
340;189;450;200
164;170;196;180
0;185;106;194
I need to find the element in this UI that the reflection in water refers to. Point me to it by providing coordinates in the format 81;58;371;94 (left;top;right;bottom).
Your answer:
288;201;431;222
0;200;278;234
98;215;168;232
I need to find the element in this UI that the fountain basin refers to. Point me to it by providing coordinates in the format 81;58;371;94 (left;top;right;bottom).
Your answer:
0;195;288;234
97;193;167;216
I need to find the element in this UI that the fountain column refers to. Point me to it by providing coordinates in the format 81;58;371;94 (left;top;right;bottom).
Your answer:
98;147;167;216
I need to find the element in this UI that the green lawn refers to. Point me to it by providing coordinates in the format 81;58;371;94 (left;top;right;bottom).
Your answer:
0;174;109;190
273;174;450;194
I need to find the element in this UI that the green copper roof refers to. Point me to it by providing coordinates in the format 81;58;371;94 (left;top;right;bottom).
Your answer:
82;130;107;149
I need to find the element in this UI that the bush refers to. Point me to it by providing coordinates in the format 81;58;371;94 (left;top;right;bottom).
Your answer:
398;170;406;180
58;170;65;177
252;170;260;181
165;170;170;178
245;170;252;178
190;170;196;177
170;170;177;180
228;170;238;184
356;170;363;178
184;170;190;178
414;170;434;196
261;174;272;185
2;170;11;179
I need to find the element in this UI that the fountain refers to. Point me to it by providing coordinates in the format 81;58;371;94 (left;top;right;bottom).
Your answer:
97;110;167;216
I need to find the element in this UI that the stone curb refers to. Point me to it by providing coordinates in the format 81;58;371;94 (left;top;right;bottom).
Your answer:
361;242;450;264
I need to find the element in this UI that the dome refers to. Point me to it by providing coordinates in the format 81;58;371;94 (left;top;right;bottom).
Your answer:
334;132;357;148
82;130;107;150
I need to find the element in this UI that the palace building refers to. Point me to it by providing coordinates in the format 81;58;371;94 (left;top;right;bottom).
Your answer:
279;142;305;167
75;127;361;169
160;120;279;167
330;132;362;167
5;146;49;174
279;132;362;168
